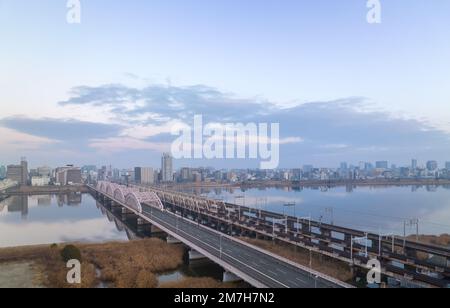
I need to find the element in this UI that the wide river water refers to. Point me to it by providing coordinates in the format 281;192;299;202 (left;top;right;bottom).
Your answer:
1;185;450;248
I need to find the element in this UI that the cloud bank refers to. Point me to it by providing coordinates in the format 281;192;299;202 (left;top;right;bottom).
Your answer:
1;82;449;168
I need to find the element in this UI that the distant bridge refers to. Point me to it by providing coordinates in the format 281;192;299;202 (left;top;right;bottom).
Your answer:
90;182;351;288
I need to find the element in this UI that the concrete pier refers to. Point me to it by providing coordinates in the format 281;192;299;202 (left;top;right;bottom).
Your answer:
223;271;243;283
189;250;206;261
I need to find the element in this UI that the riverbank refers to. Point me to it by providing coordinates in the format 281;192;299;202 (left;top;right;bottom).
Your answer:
2;185;88;196
0;239;231;288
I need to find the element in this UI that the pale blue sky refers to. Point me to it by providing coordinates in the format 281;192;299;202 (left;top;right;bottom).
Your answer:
1;0;449;168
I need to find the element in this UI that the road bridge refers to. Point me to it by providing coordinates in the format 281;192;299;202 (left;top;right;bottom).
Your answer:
90;182;351;288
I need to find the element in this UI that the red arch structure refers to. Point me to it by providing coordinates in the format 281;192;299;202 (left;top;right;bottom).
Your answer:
97;181;164;213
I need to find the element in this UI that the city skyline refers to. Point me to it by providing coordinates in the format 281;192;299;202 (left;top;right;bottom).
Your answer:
1;1;450;168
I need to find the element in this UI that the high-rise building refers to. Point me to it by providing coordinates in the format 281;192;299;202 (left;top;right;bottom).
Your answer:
376;161;389;169
411;159;418;170
180;167;193;182
6;158;28;186
55;166;82;185
0;165;6;179
134;167;142;183
446;162;450;170
37;166;52;177
426;161;438;171
21;158;28;186
135;167;155;184
340;162;348;171
364;162;374;171
303;165;313;173
161;153;173;182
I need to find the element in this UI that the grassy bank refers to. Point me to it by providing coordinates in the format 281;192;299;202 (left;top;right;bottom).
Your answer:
0;239;226;288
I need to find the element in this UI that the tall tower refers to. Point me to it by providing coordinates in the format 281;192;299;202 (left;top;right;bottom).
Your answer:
161;153;173;182
20;157;28;186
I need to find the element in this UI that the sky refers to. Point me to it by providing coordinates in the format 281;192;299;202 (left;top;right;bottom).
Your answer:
1;0;450;169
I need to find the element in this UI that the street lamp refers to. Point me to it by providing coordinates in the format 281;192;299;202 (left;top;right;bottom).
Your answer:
403;219;419;249
378;232;395;256
351;233;369;261
325;207;334;225
234;195;245;222
272;218;287;240
299;215;312;233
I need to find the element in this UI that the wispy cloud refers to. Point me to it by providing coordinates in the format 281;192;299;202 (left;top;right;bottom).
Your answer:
1;82;450;167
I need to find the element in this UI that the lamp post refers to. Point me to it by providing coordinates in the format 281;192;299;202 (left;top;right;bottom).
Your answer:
351;233;369;261
403;218;419;249
234;195;245;222
325;207;334;225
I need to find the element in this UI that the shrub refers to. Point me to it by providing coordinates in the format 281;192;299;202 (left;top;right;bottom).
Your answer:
60;245;82;263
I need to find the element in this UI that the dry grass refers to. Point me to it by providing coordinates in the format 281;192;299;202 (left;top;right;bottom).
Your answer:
241;238;354;283
159;277;230;289
0;239;185;288
409;234;450;247
81;239;185;288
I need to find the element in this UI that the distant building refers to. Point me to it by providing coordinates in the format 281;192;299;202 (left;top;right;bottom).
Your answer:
303;165;313;173
411;159;418;170
37;166;52;177
376;161;389;169
0;165;6;179
134;167;155;184
445;162;450;170
134;167;142;183
21;158;28;186
161;153;173;182
55;166;82;185
31;176;50;186
364;162;374;171
180;167;193;182
426;161;438;171
7;158;28;186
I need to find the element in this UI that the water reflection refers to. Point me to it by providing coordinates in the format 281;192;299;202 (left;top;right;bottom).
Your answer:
178;185;450;236
0;194;128;248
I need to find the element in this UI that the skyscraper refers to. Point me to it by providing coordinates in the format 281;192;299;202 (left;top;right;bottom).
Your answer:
134;167;142;183
376;161;389;169
411;159;418;170
6;158;28;186
21;157;28;186
135;167;154;184
141;167;154;184
426;161;438;171
161;153;173;182
0;165;6;179
446;162;450;170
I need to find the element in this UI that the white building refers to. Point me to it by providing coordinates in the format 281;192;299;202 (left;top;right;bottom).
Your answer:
31;176;50;186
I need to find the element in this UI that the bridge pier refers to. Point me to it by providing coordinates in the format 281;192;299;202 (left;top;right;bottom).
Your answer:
189;250;207;261
167;235;182;244
223;271;243;283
